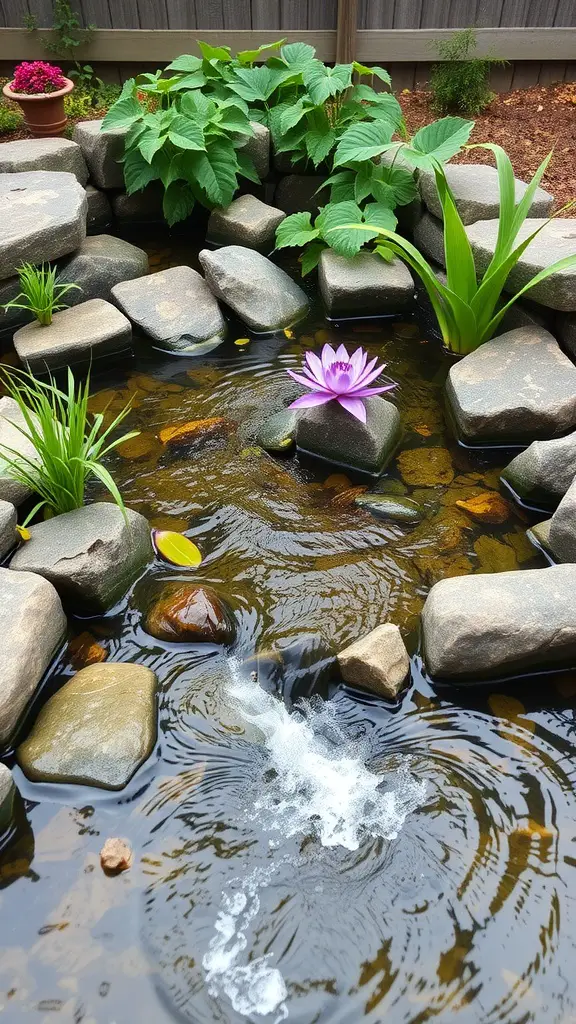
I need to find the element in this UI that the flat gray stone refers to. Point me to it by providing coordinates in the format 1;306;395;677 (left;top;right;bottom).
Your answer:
337;623;410;700
0;568;66;744
413;211;446;266
111;265;226;351
275;174;328;215
17;663;158;789
296;396;401;475
557;312;576;361
0;138;88;184
0;763;16;830
13;298;132;372
0;396;40;506
419;163;553;225
422;564;576;680
199;245;308;332
0;170;87;281
0;500;17;561
85;184;112;234
73;119;126;189
238;121;270;180
467;218;576;312
319;249;414;317
207;194;285;252
549;477;576;562
57;234;149;306
446;327;576;444
111;183;164;224
502;431;576;507
10;501;152;613
528;517;553;556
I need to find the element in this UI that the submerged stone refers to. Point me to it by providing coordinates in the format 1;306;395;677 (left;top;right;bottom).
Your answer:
256;408;299;452
296;396;401;475
144;583;236;644
338;623;410;700
13;298;132;372
397;446;454;486
454;492;512;524
502;431;576;508
354;493;422;524
446;327;576;444
421;564;576;680
17;663;158;789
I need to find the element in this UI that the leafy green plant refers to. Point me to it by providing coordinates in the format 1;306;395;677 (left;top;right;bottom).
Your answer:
3;263;81;326
26;0;104;99
102;86;259;225
0;103;23;134
327;144;576;355
0;368;138;525
430;28;506;116
276;116;474;273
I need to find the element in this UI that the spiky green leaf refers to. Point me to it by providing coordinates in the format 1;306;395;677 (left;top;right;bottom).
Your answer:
276;211;320;249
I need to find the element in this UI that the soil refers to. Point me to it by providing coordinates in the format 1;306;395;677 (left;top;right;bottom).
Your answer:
398;83;576;215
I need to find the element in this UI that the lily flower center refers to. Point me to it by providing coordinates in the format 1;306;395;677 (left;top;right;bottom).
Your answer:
331;361;353;374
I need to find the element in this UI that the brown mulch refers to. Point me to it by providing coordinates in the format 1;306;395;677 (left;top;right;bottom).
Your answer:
398;83;576;215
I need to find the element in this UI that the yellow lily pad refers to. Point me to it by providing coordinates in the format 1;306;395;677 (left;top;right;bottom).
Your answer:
152;530;202;568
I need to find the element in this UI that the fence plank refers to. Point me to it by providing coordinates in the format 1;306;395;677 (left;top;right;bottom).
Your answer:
554;0;576;24
137;0;170;29
420;1;452;27
251;0;280;28
500;0;531;25
539;58;565;82
475;0;504;25
27;0;53;27
511;58;541;85
336;0;357;58
280;0;305;29
80;0;112;29
393;1;423;29
110;0;141;30
2;0;29;27
448;0;481;25
224;0;251;29
358;0;395;29
527;0;561;24
309;0;336;29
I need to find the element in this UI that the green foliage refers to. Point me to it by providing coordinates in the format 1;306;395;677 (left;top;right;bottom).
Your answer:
0;368;137;524
331;144;576;355
3;263;81;326
0;103;23;134
430;28;506;116
25;0;104;97
276;201;398;274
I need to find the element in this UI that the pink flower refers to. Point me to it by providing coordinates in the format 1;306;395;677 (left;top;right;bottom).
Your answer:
287;343;396;424
12;61;67;95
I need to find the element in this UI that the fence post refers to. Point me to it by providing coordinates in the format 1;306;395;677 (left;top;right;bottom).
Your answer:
336;0;358;64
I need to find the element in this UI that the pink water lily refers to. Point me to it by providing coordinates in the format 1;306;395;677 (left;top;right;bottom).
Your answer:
287;343;396;424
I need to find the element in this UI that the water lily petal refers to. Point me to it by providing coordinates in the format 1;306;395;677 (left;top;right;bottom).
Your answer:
289;393;334;409
337;395;367;422
353;355;381;388
287;369;327;390
325;366;353;394
351;384;396;398
321;343;337;369
350;346;367;380
304;350;324;383
335;343;349;362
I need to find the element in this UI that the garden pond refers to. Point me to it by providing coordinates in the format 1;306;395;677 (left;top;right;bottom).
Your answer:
1;236;576;1024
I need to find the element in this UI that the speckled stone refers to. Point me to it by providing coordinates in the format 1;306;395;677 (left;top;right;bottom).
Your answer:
419;163;553;225
0;170;87;281
296;396;401;475
319;249;414;317
13;298;132;372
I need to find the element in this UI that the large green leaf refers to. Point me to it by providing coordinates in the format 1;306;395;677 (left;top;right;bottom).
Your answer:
317;200;396;258
280;41;316;70
185;140;238;207
402;116;474;169
333;121;395;168
279;99;309;135
102;95;142;131
180;90;215;125
169;71;206;91
168;115;206;151
213;104;253;135
300;241;326;276
166;54;203;73
354;162;375;205
198;41;232;62
123;148;158;194
235;150;260;183
304;107;335;167
227;65;285;103
324;169;356;203
302;61;352;106
352;61;391;85
163;182;195;225
138;128;165;164
237;38;286;65
372;164;418;207
276;211;320;249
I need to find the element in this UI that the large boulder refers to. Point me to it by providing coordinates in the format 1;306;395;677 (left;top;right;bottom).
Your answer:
13;298;132;373
419;163;553;225
111;183;165;224
143;582;236;644
274;174;328;215
111;266;226;352
199;245;308;332
57;234;149;305
0;396;39;506
0;500;17;560
238;121;270;180
502;431;576;507
413;211;445;266
85;184;112;234
446;327;576;444
296;396;401;475
467;218;576;311
0;568;67;744
207;194;285;252
72;119;126;189
549;477;576;561
337;623;410;699
0;170;87;281
0;138;88;184
17;663;158;789
421;564;576;680
10;502;152;613
318;249;414;317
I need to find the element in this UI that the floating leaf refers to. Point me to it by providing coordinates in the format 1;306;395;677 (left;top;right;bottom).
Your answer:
152;530;203;568
234;337;251;346
16;524;30;541
455;492;512;524
158;417;227;444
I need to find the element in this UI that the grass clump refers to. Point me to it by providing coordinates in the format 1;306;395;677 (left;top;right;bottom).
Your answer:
0;367;138;525
430;28;505;115
3;263;81;326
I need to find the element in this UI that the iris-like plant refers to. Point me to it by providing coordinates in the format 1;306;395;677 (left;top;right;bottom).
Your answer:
3;263;81;326
324;144;576;355
0;368;138;525
287;343;395;422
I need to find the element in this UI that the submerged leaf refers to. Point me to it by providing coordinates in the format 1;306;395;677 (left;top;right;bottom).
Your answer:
152;530;203;568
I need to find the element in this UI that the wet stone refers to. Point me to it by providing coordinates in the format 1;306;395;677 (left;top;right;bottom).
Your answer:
144;583;236;644
338;623;410;700
318;250;414;318
238;121;270;180
446;327;576;444
502;430;576;508
0;396;40;506
17;663;158;790
207;194;285;252
354;493;422;524
112;183;164;224
0;763;16;830
85;184;112;234
419;163;553;225
256;408;299;452
0;170;87;281
296;396;402;476
73;119;126;189
57;234;149;305
13;298;132;373
549;476;576;562
0;500;17;560
199;245;308;333
528;517;553;556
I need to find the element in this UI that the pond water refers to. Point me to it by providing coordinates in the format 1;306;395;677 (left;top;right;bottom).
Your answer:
2;236;576;1024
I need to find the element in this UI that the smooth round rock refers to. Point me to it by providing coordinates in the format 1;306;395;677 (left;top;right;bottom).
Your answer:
354;493;422;524
144;583;236;644
256;408;299;452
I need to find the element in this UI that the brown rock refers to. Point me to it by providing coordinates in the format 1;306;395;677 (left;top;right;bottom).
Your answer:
337;623;410;700
455;491;512;524
397;447;454;486
68;631;107;669
100;838;132;875
158;417;229;446
144;584;235;644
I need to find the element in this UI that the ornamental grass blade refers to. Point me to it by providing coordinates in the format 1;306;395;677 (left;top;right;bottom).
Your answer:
152;530;203;567
484;253;576;340
436;163;477;305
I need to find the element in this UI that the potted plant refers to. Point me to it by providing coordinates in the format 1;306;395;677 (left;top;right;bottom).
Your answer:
2;61;74;137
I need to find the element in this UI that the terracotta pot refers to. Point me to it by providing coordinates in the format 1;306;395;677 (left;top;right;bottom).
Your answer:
2;77;74;138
